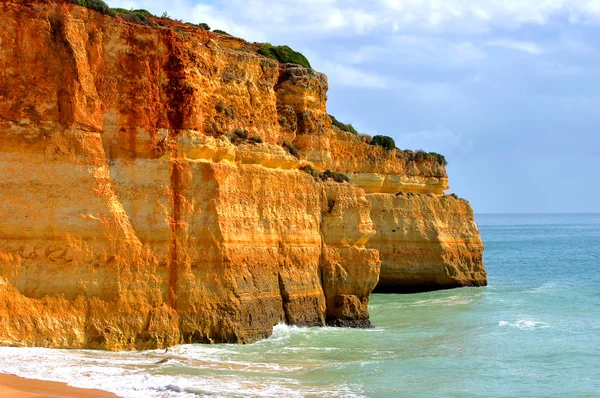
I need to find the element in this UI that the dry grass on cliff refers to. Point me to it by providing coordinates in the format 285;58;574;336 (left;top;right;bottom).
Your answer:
395;149;448;167
301;165;350;183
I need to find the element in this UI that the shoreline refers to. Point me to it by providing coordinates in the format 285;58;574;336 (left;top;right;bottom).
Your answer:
0;373;118;397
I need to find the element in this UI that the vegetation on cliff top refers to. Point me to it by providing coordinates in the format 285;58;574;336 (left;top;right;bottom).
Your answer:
66;0;446;168
258;43;312;69
69;2;308;71
112;8;155;25
427;152;448;166
67;0;114;15
371;135;396;150
396;148;448;166
329;114;358;135
369;135;448;166
68;1;215;30
213;29;231;36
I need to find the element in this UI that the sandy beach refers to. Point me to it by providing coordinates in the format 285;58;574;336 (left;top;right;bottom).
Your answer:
0;374;117;397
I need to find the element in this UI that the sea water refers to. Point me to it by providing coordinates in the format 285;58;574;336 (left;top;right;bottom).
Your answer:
1;213;599;397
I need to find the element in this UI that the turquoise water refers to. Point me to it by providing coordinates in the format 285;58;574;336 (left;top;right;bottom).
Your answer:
1;213;599;397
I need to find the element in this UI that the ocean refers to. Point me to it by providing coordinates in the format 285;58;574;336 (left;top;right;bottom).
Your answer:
1;213;599;397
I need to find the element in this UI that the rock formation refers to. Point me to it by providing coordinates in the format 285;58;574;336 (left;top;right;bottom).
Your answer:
367;194;486;293
0;0;486;349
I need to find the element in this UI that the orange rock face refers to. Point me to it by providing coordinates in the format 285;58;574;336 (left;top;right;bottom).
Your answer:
0;0;485;349
367;194;487;292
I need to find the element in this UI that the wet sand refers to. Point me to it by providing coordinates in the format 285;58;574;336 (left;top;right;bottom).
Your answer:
0;373;118;397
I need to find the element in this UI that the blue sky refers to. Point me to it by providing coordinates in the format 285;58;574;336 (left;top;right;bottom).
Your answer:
109;0;600;213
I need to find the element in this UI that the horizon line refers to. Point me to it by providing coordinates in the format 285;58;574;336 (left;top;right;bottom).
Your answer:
475;212;600;215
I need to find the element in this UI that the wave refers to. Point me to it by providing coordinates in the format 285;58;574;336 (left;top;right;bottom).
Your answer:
0;346;361;398
0;341;364;398
498;319;550;330
373;295;476;310
411;295;473;307
260;323;383;343
527;281;559;293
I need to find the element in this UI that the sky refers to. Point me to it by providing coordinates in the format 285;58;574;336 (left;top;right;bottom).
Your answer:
108;0;600;213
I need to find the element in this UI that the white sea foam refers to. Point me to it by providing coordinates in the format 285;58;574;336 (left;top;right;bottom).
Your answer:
529;282;558;293
0;322;374;397
264;323;383;341
499;319;550;330
0;345;363;398
282;346;339;352
266;323;311;341
410;295;472;307
0;323;384;397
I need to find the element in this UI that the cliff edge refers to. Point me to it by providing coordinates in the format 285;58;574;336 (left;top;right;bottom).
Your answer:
0;0;486;349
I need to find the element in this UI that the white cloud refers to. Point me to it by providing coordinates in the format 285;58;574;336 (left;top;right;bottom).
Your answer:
107;0;600;40
486;39;544;54
376;35;487;68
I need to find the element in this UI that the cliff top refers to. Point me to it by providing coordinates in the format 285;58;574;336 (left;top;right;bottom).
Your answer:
4;0;449;192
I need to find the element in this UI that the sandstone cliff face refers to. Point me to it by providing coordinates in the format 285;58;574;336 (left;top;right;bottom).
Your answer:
367;194;486;293
0;0;485;349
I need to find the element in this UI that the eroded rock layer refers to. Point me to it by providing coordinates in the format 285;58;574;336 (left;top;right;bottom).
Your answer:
0;0;485;349
367;194;487;293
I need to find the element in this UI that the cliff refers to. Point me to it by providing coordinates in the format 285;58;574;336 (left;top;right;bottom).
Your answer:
367;194;486;292
0;0;485;349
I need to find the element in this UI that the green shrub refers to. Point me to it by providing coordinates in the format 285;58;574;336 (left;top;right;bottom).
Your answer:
415;149;427;160
301;165;322;180
258;43;311;69
329;114;358;135
112;8;152;17
234;128;248;140
395;148;447;166
197;23;211;31
396;149;414;160
371;135;396;150
282;140;299;158
428;151;448;166
227;128;249;145
326;199;336;213
323;170;350;183
300;166;349;184
250;136;263;144
224;106;235;119
67;0;114;16
112;8;154;25
278;116;289;127
204;118;223;137
213;29;231;36
345;124;358;135
215;102;225;113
